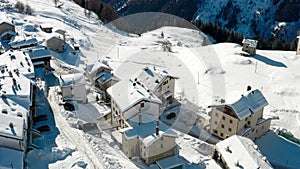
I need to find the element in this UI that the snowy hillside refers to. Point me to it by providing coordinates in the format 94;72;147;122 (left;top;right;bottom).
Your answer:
1;0;300;168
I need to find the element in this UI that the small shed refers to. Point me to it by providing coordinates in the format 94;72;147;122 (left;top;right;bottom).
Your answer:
59;73;87;103
40;24;53;33
242;39;258;56
45;34;65;53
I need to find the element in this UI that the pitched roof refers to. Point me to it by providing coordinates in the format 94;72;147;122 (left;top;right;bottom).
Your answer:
88;61;112;75
9;38;38;49
216;135;273;169
242;39;258;48
24;46;52;60
59;73;86;86
95;72;118;84
131;67;178;91
107;80;161;113
123;115;177;147
229;89;268;120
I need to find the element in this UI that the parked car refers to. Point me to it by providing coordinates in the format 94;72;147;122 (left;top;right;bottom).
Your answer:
33;114;48;124
63;102;75;111
36;125;51;132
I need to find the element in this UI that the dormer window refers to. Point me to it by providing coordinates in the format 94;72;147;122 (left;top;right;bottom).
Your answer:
2;109;8;114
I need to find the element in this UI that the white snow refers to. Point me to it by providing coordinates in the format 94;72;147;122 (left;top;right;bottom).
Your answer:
1;0;300;168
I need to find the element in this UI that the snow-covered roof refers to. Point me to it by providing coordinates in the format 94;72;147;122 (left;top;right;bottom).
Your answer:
95;72;117;84
0;113;25;140
0;147;23;169
0;50;35;79
9;38;38;49
107;80;162;113
60;73;86;86
123;116;177;147
0;76;32;98
229;89;268;120
216;135;273;169
88;61;112;75
24;46;52;60
0;97;29;127
132;67;178;91
242;39;258;48
40;24;53;29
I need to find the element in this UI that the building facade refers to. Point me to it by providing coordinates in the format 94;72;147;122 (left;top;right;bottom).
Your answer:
209;89;271;140
242;39;258;56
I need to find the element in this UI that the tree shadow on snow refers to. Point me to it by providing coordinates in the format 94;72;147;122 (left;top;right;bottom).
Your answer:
253;54;287;68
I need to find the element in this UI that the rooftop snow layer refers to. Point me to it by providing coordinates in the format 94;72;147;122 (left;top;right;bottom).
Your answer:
216;135;273;169
0;113;25;140
242;39;258;48
131;67;178;91
60;73;86;86
230;89;268;120
123;115;177;147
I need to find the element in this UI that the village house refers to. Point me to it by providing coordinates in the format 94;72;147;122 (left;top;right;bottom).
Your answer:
59;73;87;103
107;79;162;128
209;89;271;140
242;39;258;56
215;135;273;169
0;21;15;41
131;67;178;105
45;34;65;53
121;115;177;165
24;46;52;67
86;61;118;91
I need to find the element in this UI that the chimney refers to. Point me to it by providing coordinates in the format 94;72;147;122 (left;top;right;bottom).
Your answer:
138;112;142;125
156;120;159;136
247;85;252;91
139;102;144;125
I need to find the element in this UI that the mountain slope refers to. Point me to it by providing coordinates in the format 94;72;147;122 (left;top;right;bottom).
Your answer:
106;0;300;42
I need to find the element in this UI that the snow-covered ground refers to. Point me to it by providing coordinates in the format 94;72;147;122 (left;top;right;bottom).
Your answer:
1;0;300;168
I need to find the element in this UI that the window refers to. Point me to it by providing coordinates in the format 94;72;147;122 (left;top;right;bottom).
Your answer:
228;128;232;132
262;125;264;129
256;129;258;133
161;144;163;148
247;121;251;125
215;113;218;117
213;130;218;134
222;116;225;120
220;133;224;137
221;124;224;128
161;137;164;141
229;119;233;124
214;121;217;125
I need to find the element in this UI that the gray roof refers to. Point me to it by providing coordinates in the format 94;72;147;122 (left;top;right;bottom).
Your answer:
132;67;178;91
230;89;268;120
107;80;161;113
124;116;177;147
242;39;258;48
